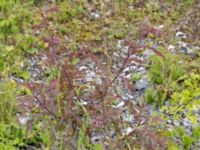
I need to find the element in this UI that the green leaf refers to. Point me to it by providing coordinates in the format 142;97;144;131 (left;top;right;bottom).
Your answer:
0;59;4;71
114;31;125;39
26;48;38;54
167;145;180;150
188;115;197;126
173;126;185;137
5;45;14;52
11;25;19;33
94;144;102;150
192;99;199;110
131;72;142;81
182;134;193;149
192;126;200;139
72;57;80;65
20;71;30;80
144;88;154;104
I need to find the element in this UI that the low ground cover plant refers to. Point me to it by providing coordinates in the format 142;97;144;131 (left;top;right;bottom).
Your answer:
0;0;199;149
17;39;167;149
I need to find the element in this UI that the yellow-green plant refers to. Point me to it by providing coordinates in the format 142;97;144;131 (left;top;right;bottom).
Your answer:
145;51;186;106
161;73;200;149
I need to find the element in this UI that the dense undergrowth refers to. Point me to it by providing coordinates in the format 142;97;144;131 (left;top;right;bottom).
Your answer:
0;0;200;149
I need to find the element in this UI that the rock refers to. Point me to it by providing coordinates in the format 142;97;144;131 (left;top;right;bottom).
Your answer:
116;40;123;49
167;120;172;124
173;120;180;126
79;66;88;71
186;47;194;55
178;41;187;47
10;76;24;83
91;135;104;143
176;31;187;38
185;128;192;135
155;24;164;30
137;67;145;72
91;12;100;19
181;118;190;127
116;101;125;108
126;127;134;134
143;50;154;57
135;75;148;91
122;46;129;53
18;116;31;125
181;46;187;53
168;45;175;53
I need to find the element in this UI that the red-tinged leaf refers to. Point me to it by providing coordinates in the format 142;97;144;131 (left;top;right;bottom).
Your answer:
66;91;74;100
51;36;60;45
49;79;58;89
145;46;166;59
106;107;122;116
126;40;142;54
32;14;49;28
41;36;60;46
91;115;104;129
67;52;76;60
128;57;144;64
138;26;162;39
44;6;60;14
41;36;49;43
31;22;49;30
31;24;42;30
86;127;92;137
75;48;101;66
152;115;163;123
22;82;42;91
